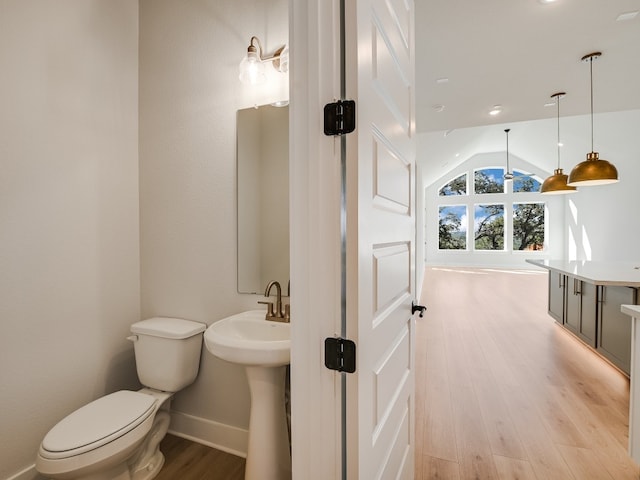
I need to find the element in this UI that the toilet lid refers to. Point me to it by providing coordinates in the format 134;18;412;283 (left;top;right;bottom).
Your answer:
42;391;156;454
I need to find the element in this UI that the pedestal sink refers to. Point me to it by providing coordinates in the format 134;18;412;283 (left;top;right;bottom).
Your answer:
204;310;291;480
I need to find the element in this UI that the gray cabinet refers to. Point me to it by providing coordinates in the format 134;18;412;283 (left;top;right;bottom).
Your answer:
565;277;580;333
564;276;597;347
578;282;597;347
548;271;565;324
597;286;637;374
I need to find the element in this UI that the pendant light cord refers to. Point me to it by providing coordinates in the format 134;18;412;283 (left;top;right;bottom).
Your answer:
557;96;561;169
589;56;594;152
505;128;510;172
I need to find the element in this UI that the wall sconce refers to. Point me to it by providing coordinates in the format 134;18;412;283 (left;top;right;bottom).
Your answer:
239;36;288;85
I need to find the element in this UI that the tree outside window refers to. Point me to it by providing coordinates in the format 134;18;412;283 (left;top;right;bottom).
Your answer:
439;173;467;196
439;205;467;249
513;203;545;250
474;168;504;194
513;172;541;193
474;204;504;250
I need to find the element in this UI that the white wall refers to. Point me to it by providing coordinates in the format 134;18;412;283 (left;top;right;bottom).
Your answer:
419;110;640;267
0;1;140;478
564;110;640;262
139;0;288;453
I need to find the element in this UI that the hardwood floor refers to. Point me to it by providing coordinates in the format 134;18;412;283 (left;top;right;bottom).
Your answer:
154;434;245;480
415;266;639;480
154;266;639;479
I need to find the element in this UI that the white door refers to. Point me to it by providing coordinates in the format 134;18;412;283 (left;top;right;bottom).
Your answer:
344;0;416;478
289;0;416;478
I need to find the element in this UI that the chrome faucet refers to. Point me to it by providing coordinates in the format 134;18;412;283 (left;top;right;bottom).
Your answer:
259;280;290;322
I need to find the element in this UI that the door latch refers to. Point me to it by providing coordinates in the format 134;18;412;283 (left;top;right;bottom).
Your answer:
412;301;426;317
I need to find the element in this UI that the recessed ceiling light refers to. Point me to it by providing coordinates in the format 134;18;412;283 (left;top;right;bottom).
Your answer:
617;11;639;21
544;102;556;107
538;0;557;4
436;77;449;84
489;105;502;116
433;104;445;113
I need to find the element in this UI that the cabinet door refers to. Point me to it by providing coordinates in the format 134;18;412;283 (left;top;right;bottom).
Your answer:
565;277;580;334
578;282;597;347
597;286;637;375
548;272;565;324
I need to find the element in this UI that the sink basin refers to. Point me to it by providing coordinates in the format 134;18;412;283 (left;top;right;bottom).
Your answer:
204;310;290;367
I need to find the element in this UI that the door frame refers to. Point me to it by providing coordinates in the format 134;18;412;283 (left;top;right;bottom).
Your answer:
289;0;344;478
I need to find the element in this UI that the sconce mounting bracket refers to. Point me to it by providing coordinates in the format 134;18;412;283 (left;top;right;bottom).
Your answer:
323;100;356;136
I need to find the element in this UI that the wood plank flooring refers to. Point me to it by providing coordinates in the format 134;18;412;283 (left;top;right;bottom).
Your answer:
153;266;639;479
415;266;639;480
154;434;245;480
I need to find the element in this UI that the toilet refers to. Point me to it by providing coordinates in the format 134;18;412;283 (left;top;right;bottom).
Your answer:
36;317;206;480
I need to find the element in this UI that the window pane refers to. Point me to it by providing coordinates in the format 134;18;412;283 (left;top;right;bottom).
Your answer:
439;205;467;249
513;203;545;250
513;171;542;192
474;204;504;250
439;173;467;196
474;168;504;194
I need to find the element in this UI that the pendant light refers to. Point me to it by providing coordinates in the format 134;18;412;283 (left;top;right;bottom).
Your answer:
540;92;577;194
503;128;514;180
567;52;619;186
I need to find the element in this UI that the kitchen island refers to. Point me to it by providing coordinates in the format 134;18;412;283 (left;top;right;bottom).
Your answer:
527;259;640;375
623;304;640;465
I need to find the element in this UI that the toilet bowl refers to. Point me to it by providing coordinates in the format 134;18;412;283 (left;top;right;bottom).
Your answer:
36;317;206;480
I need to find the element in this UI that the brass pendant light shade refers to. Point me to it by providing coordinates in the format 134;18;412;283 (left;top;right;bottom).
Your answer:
541;168;577;194
567;151;618;186
567;52;619;187
540;92;577;195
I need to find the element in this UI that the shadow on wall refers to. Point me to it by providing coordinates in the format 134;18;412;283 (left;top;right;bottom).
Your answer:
95;348;140;398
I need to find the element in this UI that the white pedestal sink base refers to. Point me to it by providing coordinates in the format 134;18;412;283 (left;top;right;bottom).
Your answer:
244;365;291;480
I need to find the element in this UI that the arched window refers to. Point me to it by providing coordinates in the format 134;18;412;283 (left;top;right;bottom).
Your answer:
439;173;467;196
437;167;545;253
474;168;504;194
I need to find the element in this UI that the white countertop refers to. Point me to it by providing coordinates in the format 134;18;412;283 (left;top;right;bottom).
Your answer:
622;305;640;317
526;259;640;287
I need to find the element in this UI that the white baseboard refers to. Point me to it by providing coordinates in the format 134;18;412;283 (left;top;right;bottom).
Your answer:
6;464;44;480
168;410;248;458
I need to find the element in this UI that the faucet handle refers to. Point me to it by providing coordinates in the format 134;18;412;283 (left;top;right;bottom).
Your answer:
258;301;275;319
284;303;291;322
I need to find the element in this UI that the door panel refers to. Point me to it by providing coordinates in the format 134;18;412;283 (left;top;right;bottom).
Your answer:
346;0;415;477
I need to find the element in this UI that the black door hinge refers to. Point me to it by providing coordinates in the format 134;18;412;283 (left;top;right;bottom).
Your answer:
324;337;356;373
323;100;356;136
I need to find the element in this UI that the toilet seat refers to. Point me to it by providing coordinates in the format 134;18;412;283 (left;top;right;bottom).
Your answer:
40;391;156;460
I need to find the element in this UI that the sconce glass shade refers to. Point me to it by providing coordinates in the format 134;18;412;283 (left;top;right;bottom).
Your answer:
540;168;577;194
239;48;266;85
567;151;619;186
277;45;289;73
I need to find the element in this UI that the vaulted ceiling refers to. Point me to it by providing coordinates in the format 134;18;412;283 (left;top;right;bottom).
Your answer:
415;0;640;134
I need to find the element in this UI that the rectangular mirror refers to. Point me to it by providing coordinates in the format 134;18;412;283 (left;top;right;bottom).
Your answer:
237;104;289;294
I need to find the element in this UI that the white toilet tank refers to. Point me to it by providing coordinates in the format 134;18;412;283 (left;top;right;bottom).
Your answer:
130;317;206;392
